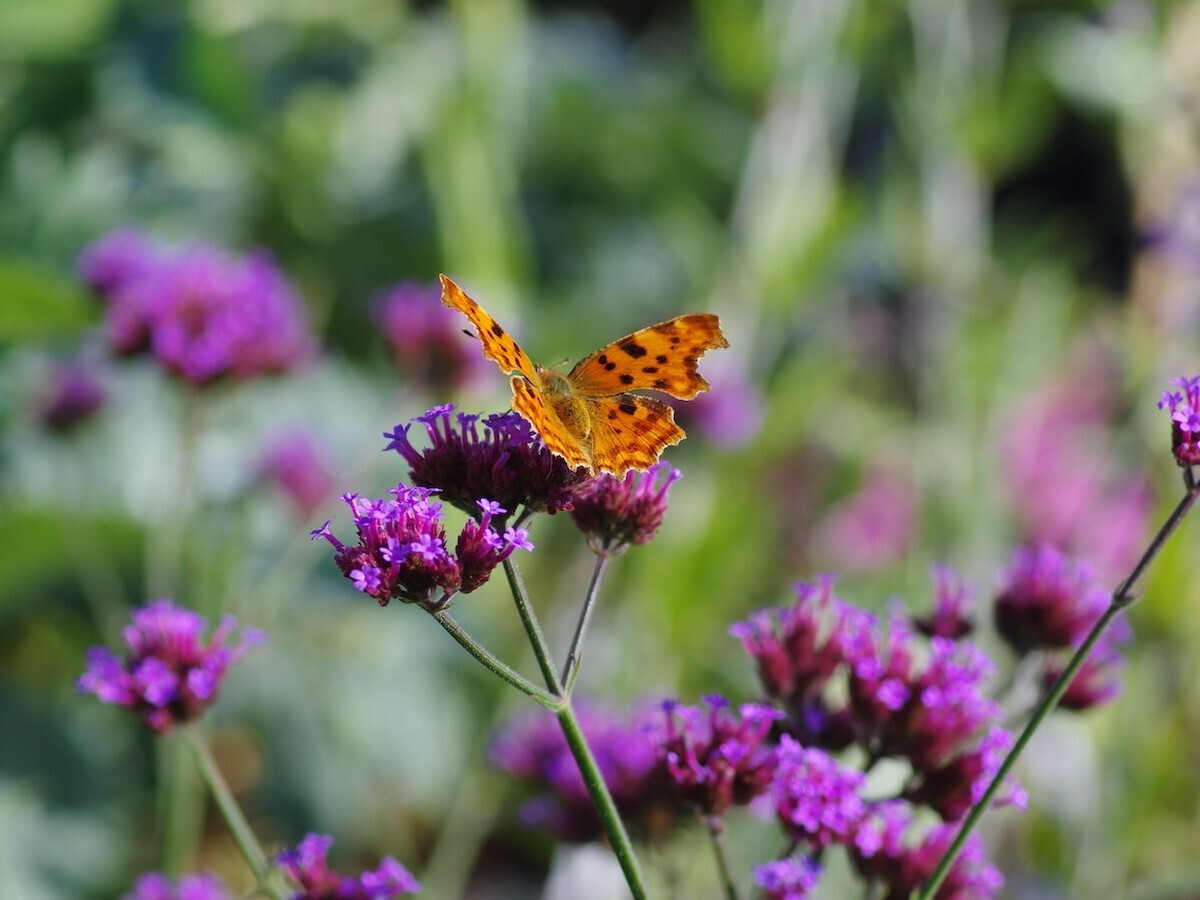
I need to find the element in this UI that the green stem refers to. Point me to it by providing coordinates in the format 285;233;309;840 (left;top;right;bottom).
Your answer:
183;725;285;898
918;471;1200;898
704;814;740;900
556;701;652;900
562;554;611;693
433;610;560;709
501;556;563;693
158;736;203;875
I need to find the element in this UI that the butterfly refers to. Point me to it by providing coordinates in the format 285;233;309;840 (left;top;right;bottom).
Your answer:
440;274;729;476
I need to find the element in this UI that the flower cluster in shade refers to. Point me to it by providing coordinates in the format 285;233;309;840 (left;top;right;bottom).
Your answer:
261;427;337;515
1158;375;1200;467
385;405;587;517
77;228;315;385
36;361;106;433
568;462;681;555
122;872;232;900
372;281;490;393
276;833;420;899
311;486;532;612
77;599;264;733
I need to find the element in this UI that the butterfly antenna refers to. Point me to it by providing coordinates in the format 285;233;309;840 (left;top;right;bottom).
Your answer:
462;328;478;341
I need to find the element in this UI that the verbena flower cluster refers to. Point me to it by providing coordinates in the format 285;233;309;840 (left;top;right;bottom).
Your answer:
276;833;421;899
122;872;231;900
569;462;681;555
36;361;106;433
77;599;264;733
77;228;315;385
312;486;532;612
1159;375;1200;467
372;281;490;393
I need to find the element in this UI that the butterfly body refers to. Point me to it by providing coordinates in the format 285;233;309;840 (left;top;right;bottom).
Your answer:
441;275;728;476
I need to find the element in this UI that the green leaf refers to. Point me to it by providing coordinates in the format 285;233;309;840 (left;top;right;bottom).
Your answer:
0;260;97;342
0;0;116;59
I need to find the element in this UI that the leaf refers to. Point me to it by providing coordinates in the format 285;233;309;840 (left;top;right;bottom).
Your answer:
0;260;97;342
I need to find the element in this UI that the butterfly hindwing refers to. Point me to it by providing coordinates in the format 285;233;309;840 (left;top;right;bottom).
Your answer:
583;394;685;475
440;275;539;382
510;376;592;470
566;314;729;399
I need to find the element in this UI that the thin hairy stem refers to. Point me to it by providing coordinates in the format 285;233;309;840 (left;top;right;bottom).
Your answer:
919;470;1200;898
562;554;611;693
704;814;740;900
433;610;560;709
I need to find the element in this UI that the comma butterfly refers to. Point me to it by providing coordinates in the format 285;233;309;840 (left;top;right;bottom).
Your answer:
440;274;729;476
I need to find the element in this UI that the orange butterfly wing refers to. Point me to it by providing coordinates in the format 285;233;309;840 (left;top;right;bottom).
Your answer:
510;375;593;471
566;314;729;399
440;275;539;382
583;394;685;475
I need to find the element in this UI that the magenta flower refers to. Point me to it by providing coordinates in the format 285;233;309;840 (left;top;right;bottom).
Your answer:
1158;375;1200;467
77;599;264;734
372;281;490;393
276;833;420;899
753;855;823;900
1041;617;1131;711
811;468;915;573
771;734;867;850
76;229;315;385
911;565;974;640
569;462;681;555
680;365;766;450
312;488;531;611
490;702;672;843
851;803;1003;900
649;694;782;817
122;872;232;900
993;544;1108;655
35;361;106;433
261;428;337;515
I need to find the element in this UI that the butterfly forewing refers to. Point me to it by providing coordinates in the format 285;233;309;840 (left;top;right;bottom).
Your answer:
510;376;593;470
440;275;540;382
566;314;729;399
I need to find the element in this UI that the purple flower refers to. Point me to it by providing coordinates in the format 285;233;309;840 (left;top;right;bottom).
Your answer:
490;702;673;843
811;468;915;573
993;544;1108;655
1041;617;1131;711
372;281;490;393
122;872;232;900
851;803;1003;900
911;565;974;640
76;230;316;385
77;599;264;733
568;462;681;554
649;694;782;817
35;361;106;433
679;365;765;450
904;727;1027;821
1158;375;1200;467
312;487;532;611
276;833;420;898
384;405;586;516
753;855;823;900
771;734;867;850
261;428;337;515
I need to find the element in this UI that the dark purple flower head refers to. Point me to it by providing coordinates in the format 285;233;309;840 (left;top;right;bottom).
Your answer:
36;362;106;433
384;406;586;516
840;608;918;733
311;487;531;612
1041;617;1131;711
122;872;232;900
276;833;420;899
904;727;1027;821
771;734;867;850
912;564;974;640
1158;375;1200;467
77;599;264;734
261;428;336;515
649;694;782;817
993;544;1108;655
729;576;847;714
852;803;1003;900
568;462;681;555
753;855;823;900
372;281;490;393
76;230;315;385
490;702;672;843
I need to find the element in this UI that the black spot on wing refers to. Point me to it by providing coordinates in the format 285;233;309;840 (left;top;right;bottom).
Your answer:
619;374;634;385
655;354;668;364
653;378;668;390
491;321;505;337
618;400;637;415
641;366;658;374
619;340;648;359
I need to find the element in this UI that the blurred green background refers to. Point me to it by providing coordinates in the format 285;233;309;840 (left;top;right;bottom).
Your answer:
4;0;1200;897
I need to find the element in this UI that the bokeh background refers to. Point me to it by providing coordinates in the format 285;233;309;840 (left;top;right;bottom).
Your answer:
4;0;1200;897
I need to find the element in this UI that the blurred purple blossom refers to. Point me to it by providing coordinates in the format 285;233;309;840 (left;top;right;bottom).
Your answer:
122;872;232;900
76;229;316;385
1041;617;1131;711
771;734;867;850
568;462;681;554
261;428;337;515
385;405;586;516
35;361;106;433
312;487;531;611
811;468;915;574
276;833;420;898
680;365;765;449
993;544;1109;656
753;855;823;900
1158;375;1200;467
911;565;975;640
77;599;264;734
372;281;491;393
